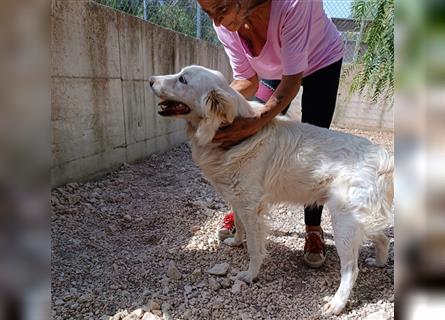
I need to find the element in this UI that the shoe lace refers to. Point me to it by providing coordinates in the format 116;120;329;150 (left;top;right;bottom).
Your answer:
304;232;325;254
223;211;235;230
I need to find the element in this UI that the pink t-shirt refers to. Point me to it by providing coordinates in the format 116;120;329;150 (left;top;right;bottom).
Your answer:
214;0;344;80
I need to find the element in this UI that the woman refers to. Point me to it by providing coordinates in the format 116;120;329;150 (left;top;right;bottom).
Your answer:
198;0;344;268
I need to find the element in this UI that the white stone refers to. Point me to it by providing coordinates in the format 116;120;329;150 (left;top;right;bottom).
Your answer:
365;310;389;320
162;302;172;320
207;263;230;276
167;261;182;280
147;300;160;311
111;310;128;320
142;312;162;320
129;308;144;318
191;268;202;282
208;278;221;291
78;294;92;303
220;278;231;288
231;280;246;294
184;285;193;294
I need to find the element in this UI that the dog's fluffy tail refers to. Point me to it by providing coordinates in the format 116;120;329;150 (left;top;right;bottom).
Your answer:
360;146;394;236
376;147;394;227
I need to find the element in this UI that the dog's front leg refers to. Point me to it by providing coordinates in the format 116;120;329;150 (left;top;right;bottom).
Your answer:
235;210;266;284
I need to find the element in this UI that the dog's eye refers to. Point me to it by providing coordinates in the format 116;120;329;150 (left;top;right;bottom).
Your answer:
216;5;229;13
178;75;187;85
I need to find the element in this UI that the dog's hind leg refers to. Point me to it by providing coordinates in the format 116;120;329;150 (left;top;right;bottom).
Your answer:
323;212;363;316
235;206;267;284
224;211;245;247
366;232;389;267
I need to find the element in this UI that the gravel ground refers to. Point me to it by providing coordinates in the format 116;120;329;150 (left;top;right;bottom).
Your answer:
51;127;394;320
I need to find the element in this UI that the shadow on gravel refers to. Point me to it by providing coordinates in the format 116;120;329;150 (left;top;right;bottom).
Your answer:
51;142;394;319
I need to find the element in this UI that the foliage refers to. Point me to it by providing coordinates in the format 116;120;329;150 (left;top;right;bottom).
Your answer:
148;1;195;38
97;0;220;45
348;0;394;105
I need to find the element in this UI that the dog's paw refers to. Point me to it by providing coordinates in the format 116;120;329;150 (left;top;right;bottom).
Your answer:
365;257;386;267
322;297;346;316
236;271;255;284
223;237;243;247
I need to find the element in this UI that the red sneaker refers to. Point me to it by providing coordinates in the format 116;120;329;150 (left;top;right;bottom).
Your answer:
303;230;326;268
217;211;236;241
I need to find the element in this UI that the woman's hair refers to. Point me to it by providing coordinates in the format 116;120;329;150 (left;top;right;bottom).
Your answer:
202;0;269;15
244;0;270;18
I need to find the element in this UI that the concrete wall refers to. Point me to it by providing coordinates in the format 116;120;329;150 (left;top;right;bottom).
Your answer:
51;0;232;186
288;85;393;131
333;91;393;131
333;63;393;130
51;0;392;187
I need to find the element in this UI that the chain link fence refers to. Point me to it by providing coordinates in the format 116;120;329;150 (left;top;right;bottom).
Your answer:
94;0;220;45
94;0;372;62
324;1;371;63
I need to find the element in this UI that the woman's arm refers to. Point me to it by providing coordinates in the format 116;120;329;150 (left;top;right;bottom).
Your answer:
259;73;302;121
230;75;259;99
213;73;303;147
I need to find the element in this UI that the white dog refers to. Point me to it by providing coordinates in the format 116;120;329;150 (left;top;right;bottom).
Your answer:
149;65;393;315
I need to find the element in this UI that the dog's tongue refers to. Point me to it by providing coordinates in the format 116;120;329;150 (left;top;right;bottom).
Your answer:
158;100;190;116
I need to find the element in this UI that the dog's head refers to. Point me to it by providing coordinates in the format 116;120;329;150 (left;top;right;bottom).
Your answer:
149;65;238;145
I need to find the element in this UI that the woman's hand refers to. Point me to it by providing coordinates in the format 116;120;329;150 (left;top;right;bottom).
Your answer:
214;73;303;149
212;115;267;148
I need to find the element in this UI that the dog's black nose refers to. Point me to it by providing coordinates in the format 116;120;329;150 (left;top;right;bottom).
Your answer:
149;77;155;87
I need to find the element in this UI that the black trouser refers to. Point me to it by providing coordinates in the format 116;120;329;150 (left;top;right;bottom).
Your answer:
255;58;343;226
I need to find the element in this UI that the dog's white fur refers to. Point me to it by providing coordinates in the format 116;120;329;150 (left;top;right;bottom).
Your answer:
150;65;394;315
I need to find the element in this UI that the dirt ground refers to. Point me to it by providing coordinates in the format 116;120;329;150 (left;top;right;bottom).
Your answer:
51;127;394;320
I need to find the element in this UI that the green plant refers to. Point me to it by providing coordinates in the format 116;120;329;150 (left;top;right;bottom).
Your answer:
97;0;220;45
349;0;394;105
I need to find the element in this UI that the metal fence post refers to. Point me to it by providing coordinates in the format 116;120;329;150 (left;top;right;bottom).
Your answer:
196;3;201;39
353;19;365;63
143;0;148;20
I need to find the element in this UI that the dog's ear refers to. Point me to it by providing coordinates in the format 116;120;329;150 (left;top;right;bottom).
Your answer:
204;89;236;123
195;89;236;146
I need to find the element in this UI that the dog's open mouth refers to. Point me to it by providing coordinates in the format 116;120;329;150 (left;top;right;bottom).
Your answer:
158;99;191;116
